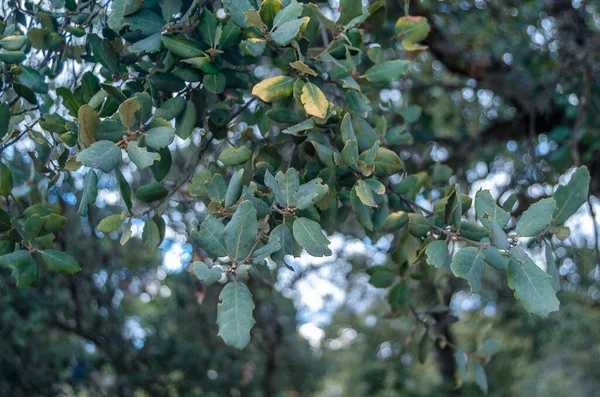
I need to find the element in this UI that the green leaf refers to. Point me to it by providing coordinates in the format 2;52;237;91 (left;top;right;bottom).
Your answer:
350;185;373;230
273;0;303;28
271;17;308;46
130;33;163;53
189;169;211;197
241;38;267;57
367;266;395;288
225;0;255;28
206;174;227;203
252;76;295;103
98;214;123;233
0;51;26;64
337;0;363;28
395;16;431;43
13;82;37;104
252;236;281;264
408;213;429;237
475;190;510;228
264;170;286;207
217;282;255;349
425;240;450;268
161;0;182;21
444;184;462;227
0;250;37;288
40;214;66;235
488;215;509;250
175;101;197;139
455;349;468;384
0;102;10;139
192;216;228;257
154;96;186;120
39;114;68;134
545;243;561;291
515;197;556;237
482;339;502;357
271;223;293;261
260;0;282;28
354;180;377;207
483;246;509;270
340;113;357;141
400;105;422;124
115;168;133;212
381;211;408;232
474;363;488;394
275;168;300;208
363;60;410;83
199;9;220;46
219;146;252;166
161;34;206;57
135;182;168;202
507;259;560;317
16;66;48;94
143;218;161;256
77;105;99;147
145;126;175;149
290;178;328;209
77;141;122;173
0;35;27;50
225;169;244;207
293;217;332;257
341;139;359;166
552;166;590;225
0;162;14;197
100;83;127;103
282;119;315;135
108;0;127;31
301;82;328;119
223;201;258;260
371;147;402;177
78;171;98;216
451;247;485;292
203;72;227;94
128;141;160;169
388;283;409;311
41;249;81;274
151;147;172;182
193;261;222;285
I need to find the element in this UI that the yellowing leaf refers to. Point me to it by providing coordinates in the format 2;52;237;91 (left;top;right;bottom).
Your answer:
301;82;328;119
252;76;295;102
78;104;99;147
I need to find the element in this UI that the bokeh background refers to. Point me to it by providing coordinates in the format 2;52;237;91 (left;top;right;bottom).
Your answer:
2;0;600;396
